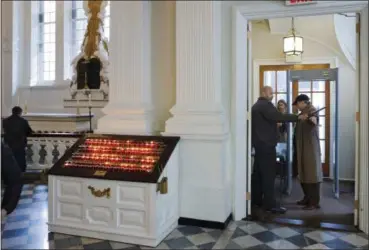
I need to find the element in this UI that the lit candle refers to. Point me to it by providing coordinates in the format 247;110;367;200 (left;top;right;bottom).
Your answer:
88;93;92;106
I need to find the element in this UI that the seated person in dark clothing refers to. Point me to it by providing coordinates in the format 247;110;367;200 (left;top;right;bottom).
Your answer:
1;141;23;221
2;106;33;172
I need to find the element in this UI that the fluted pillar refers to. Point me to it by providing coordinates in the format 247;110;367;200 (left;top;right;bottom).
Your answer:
164;2;231;224
96;1;154;135
165;1;228;135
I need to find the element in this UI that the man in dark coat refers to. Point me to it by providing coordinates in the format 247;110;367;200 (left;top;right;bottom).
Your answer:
2;106;33;172
251;86;307;214
1;141;23;220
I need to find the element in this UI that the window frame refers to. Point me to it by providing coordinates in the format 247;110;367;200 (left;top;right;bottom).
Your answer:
27;1;109;87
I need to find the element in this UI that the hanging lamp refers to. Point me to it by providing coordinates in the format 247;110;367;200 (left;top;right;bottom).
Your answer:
283;17;303;56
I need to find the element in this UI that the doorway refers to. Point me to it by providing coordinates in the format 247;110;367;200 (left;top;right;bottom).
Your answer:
232;1;368;233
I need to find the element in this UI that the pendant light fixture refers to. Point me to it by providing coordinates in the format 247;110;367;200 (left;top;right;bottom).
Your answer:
283;17;304;56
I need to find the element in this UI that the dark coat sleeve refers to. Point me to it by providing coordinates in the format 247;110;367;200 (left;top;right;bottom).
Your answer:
24;120;33;136
263;103;298;122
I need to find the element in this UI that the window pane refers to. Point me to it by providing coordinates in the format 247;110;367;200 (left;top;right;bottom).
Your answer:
263;71;275;90
298;81;311;92
320;140;325;163
313;81;325;91
312;93;325;110
49;62;55;72
318;117;325;139
276;71;287;92
276;94;287;106
77;9;86;19
44;12;55;23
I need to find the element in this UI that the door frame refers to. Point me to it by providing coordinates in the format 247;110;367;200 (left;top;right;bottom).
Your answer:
231;1;368;232
254;58;337;177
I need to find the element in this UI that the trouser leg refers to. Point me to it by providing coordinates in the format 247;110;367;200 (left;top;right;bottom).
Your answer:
251;154;262;207
258;146;277;210
2;184;22;215
308;183;320;206
300;182;308;202
12;149;27;172
1;185;12;209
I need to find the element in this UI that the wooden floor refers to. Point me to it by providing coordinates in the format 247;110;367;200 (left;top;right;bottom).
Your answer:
275;179;355;226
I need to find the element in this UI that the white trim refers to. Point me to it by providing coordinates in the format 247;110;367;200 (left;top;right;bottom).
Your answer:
231;0;368;227
252;57;338;102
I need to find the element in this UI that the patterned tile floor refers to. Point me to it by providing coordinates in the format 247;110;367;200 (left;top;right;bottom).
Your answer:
1;184;368;249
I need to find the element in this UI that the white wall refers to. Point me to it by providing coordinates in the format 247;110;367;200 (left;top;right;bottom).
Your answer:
251;21;356;180
334;13;357;69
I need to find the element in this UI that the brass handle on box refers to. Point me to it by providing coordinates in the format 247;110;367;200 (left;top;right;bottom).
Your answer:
88;186;111;199
156;177;168;194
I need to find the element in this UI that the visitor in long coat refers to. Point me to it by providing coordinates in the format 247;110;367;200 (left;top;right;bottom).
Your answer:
293;94;323;210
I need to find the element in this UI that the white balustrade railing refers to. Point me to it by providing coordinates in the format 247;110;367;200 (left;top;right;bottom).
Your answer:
26;136;79;171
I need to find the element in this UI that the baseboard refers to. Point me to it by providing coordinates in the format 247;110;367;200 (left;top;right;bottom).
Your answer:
178;213;232;230
323;177;355;183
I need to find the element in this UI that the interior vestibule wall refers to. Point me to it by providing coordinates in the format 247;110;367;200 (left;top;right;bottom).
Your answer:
151;1;176;133
251;21;356;180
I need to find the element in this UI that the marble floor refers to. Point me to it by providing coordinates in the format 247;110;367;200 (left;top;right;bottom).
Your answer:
1;184;368;249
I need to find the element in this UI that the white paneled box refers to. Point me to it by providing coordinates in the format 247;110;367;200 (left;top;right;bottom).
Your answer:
47;134;180;247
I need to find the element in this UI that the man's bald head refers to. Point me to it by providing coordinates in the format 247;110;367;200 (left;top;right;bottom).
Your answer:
261;86;274;101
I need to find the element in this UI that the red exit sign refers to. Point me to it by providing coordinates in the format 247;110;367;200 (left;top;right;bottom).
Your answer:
285;0;317;6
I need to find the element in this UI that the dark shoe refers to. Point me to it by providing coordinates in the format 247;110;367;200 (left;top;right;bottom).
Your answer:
302;204;320;210
266;207;287;214
297;199;308;206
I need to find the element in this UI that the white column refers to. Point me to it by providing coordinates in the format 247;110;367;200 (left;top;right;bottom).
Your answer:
164;2;231;224
165;1;228;135
96;1;154;135
1;1;13;115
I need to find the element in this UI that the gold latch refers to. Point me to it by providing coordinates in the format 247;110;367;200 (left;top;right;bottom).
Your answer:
93;170;107;177
156;177;168;194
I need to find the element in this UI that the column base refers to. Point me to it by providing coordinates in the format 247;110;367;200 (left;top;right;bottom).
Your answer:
163;103;232;223
95;104;157;135
164;103;229;136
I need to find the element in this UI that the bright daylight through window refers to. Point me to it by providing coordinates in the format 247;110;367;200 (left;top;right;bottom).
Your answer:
31;0;110;86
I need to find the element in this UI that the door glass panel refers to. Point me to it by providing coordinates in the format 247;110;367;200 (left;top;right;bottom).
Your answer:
298;81;311;92
318;117;325;139
276;71;287;92
313;81;325;91
264;71;275;90
276;94;287;104
312;93;325;109
320;140;325;163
